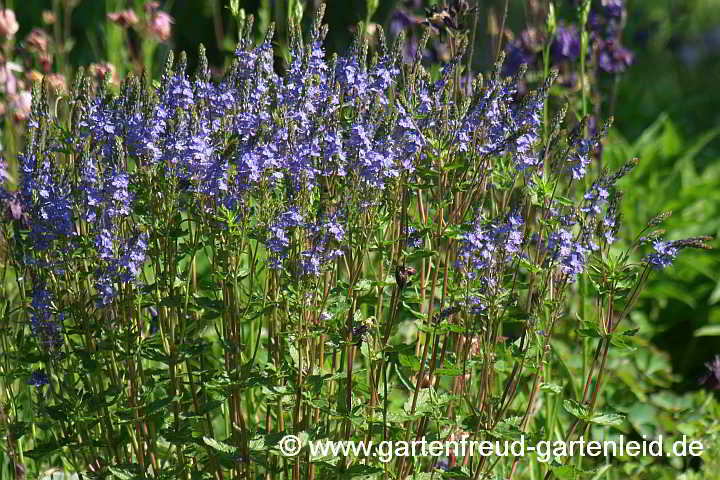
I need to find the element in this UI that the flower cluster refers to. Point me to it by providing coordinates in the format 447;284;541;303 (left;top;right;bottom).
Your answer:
265;208;345;275
107;1;174;42
644;236;712;270
30;287;63;349
456;212;524;283
586;0;634;73
0;9;65;122
27;370;50;387
0;8;706;404
504;0;633;77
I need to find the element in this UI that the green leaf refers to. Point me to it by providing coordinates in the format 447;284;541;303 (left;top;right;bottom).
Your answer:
394;361;415;391
608;334;637;354
108;466;142;480
435;366;463;377
549;463;586;480
339;464;383;478
9;422;28;441
563;399;590;421
146;395;174;415
159;294;186;308
405;249;435;261
403;388;444;416
540;383;564;394
694;325;720;337
402;302;425;319
398;353;421;370
442;466;471;478
576;324;603;338
589;408;625;426
203;436;238;454
490;416;524;440
24;438;68;458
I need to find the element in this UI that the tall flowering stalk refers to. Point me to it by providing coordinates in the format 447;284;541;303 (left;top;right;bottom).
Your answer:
0;7;712;480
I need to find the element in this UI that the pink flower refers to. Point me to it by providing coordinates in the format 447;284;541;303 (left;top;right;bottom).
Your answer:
89;62;118;84
144;1;161;13
0;61;22;95
11;90;32;121
148;11;173;42
46;73;66;94
107;9;138;28
0;9;19;38
26;28;50;53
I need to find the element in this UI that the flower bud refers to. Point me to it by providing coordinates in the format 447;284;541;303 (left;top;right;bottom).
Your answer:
107;9;139;28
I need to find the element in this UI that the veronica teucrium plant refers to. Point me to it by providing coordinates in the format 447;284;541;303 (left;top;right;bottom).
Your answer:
0;7;712;480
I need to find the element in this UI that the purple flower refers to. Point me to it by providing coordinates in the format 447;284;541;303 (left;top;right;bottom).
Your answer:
645;240;678;270
699;355;720;390
568;137;596;180
121;232;149;280
407;226;424;249
265;208;305;267
466;296;487;315
389;9;415;37
599;0;625;21
93;231;149;306
596;39;633;73
456;212;525;281
27;370;49;387
335;56;369;98
351;322;369;345
106;171;131;218
94;275;116;306
547;229;591;278
95;228;114;260
435;457;450;471
582;182;610;216
552;24;581;62
0;156;9;182
588;0;626;35
30;287;63;348
503;40;536;76
166;74;194;110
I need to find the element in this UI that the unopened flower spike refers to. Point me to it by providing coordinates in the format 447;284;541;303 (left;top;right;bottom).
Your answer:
376;24;388;57
549;102;569;140
390;29;407;67
240;14;255;46
410;27;432;84
493;51;506;79
159;50;175;92
638;229;665;245
672;236;714;250
196;44;210;84
600;116;614;135
613;157;639;180
647;211;672;227
311;2;326;36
